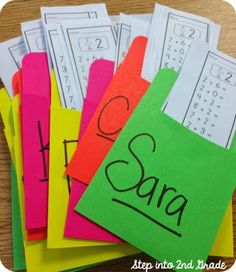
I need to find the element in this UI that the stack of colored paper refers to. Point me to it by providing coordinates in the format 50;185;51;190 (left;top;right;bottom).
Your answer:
0;2;235;272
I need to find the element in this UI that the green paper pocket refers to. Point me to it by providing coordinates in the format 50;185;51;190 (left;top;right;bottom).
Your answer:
76;69;236;270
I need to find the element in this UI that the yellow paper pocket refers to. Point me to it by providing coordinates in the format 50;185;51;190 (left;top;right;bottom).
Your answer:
0;88;15;164
48;71;115;247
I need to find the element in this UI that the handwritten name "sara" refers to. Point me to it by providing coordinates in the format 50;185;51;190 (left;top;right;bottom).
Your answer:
105;133;188;237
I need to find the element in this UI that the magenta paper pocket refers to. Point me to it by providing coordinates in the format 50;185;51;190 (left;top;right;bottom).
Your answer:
21;53;50;229
64;59;122;242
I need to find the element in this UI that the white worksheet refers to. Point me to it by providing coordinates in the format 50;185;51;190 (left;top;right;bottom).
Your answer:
142;3;221;82
21;19;46;52
111;13;152;27
45;24;81;109
61;18;117;107
111;13;152;39
115;14;150;69
110;16;120;37
163;40;236;148
0;36;27;97
41;4;109;109
132;13;152;22
41;4;108;25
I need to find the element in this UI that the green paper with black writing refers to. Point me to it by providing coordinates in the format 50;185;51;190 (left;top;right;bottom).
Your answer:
77;69;236;270
11;160;26;271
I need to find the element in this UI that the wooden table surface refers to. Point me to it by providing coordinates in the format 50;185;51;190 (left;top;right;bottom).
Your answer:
0;0;236;271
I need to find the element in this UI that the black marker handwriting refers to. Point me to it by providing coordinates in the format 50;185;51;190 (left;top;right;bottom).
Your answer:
63;139;78;194
96;96;130;142
105;133;188;236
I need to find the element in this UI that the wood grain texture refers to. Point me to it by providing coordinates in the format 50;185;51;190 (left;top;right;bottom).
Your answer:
0;0;235;271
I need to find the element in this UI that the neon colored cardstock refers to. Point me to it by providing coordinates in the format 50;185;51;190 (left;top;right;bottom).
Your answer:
47;70;117;247
64;60;122;242
77;69;236;268
12;68;47;240
11;93;138;272
12;69;23;96
0;88;15;163
11;161;26;271
210;201;233;256
66;36;150;184
27;228;47;241
21;53;50;230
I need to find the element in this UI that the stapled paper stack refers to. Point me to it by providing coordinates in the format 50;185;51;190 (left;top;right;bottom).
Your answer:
0;2;235;272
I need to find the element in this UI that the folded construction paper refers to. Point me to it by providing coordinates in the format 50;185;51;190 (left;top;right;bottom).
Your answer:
210;201;234;256
0;89;14;163
66;36;150;184
11;161;26;271
78;59;116;138
77;69;236;269
64;59;122;242
21;53;50;230
12;70;47;241
47;71;115;247
12;69;23;96
10;92;138;272
27;228;47;241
